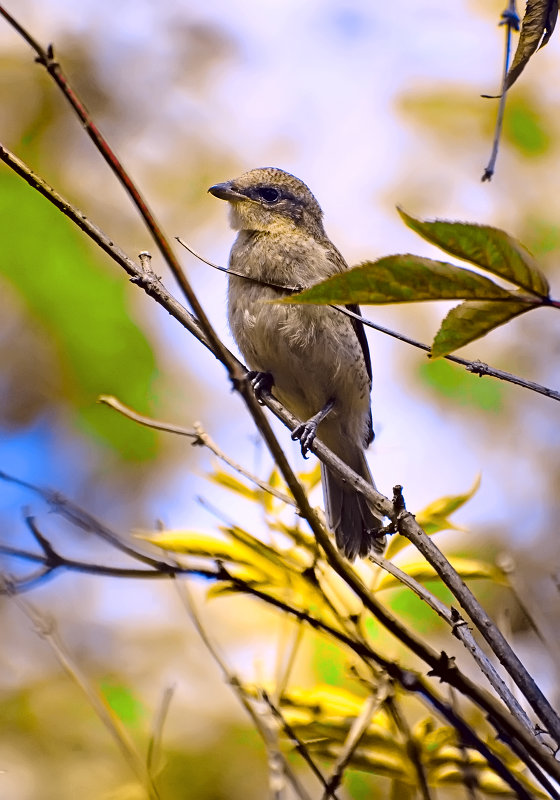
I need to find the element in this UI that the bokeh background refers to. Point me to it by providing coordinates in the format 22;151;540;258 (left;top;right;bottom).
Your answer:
1;1;559;797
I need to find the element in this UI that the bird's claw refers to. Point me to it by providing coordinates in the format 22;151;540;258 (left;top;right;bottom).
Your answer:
291;420;318;459
247;370;274;403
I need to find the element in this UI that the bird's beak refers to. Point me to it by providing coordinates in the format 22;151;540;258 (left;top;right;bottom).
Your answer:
208;181;245;202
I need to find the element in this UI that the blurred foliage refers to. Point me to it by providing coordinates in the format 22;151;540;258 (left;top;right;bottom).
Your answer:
504;96;551;156
399;88;553;160
4;458;545;799
134;464;546;797
0;169;158;460
418;358;503;411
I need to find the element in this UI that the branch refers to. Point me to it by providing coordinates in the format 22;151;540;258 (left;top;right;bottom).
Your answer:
386;694;433;800
336;305;560;403
3;133;558;732
481;1;520;181
174;578;312;800
321;681;390;800
1;575;160;799
177;236;560;404
146;685;175;785
0;125;560;756
98;395;294;506
393;486;560;748
3;519;559;787
262;692;340;800
1;9;558;782
368;552;536;738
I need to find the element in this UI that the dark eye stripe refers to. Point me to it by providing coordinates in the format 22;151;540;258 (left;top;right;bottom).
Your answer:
256;187;280;203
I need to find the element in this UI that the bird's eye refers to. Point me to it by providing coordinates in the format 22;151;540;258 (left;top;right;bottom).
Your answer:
257;187;280;203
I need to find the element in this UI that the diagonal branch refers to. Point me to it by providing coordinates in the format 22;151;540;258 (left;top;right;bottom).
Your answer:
1;8;559;778
98;395;294;506
368;552;536;738
0;125;557;737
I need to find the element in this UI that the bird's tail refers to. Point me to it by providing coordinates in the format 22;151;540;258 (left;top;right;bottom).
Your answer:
321;450;385;561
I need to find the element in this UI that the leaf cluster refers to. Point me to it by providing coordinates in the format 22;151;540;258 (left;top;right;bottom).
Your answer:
285;210;554;357
136;466;546;798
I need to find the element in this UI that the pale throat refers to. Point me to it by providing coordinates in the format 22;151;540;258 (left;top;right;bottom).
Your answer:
227;202;297;234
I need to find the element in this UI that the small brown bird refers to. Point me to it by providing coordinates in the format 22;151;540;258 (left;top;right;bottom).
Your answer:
209;167;385;560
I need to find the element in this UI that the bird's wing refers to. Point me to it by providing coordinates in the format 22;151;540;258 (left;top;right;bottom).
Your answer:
346;302;372;385
325;243;374;445
324;242;373;385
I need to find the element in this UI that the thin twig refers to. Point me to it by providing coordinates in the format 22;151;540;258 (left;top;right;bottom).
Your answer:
2;525;558;788
368;552;536;738
0;10;558;782
0;7;235;372
386;694;433;800
336;305;560;403
482;0;520;181
99;395;294;506
178;234;560;404
1;575;160;799
449;688;480;800
3;467;559;778
1;132;558;745
262;691;340;799
146;685;175;783
174;578;311;800
321;680;390;800
0;472;172;571
392;487;560;748
274;620;306;703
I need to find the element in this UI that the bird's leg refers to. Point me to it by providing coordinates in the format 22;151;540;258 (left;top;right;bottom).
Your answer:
247;370;274;403
291;398;335;458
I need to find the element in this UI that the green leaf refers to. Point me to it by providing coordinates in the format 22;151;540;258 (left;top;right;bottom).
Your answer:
398;209;550;297
505;96;551;156
431;300;533;358
506;0;558;90
283;255;514;305
100;680;145;727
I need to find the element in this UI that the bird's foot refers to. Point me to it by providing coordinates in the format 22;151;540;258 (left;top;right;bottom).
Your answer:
291;398;335;459
247;370;274;403
291;420;318;459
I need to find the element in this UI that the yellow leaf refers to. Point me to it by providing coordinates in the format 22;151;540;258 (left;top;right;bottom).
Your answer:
376;557;503;592
385;475;481;560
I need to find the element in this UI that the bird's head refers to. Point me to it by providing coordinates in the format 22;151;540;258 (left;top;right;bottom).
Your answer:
208;167;325;237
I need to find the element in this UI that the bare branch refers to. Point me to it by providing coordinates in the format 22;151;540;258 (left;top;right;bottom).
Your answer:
321;680;390;800
336;305;560;403
261;691;340;799
146;685;175;784
482;1;520;181
99;396;294;506
1;575;160;799
393;486;560;748
368;552;536;738
386;693;433;800
174;578;311;800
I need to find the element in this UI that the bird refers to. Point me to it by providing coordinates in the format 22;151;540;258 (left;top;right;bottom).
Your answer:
208;167;385;560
